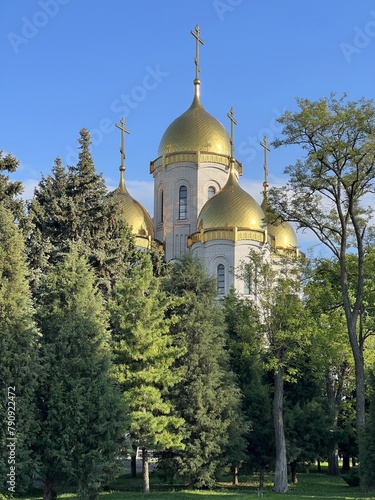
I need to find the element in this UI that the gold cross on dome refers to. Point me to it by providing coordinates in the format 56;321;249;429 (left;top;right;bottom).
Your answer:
260;135;270;188
115;117;130;169
227;107;237;158
191;24;204;81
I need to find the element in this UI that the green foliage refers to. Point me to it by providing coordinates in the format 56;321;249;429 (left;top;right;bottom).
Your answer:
270;94;375;255
0;204;40;492
269;94;375;441
27;132;138;297
0;150;25;222
36;248;126;500
238;251;312;493
342;467;360;487
162;256;242;489
110;255;185;492
285;399;331;464
359;372;375;491
304;257;355;473
223;289;274;481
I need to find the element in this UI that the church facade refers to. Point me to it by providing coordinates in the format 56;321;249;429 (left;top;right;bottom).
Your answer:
115;26;298;297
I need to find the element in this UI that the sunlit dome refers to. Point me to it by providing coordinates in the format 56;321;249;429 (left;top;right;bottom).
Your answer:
198;168;265;231
113;173;154;239
261;200;297;249
158;82;231;158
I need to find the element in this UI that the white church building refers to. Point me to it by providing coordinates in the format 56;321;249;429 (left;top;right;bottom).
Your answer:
114;26;298;297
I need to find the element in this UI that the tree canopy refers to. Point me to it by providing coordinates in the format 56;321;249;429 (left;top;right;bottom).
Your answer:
268;94;375;453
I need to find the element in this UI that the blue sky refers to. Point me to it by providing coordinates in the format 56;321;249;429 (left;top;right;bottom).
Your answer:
2;0;375;254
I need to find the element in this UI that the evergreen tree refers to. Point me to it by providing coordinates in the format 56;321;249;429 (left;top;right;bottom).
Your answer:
109;255;185;494
0;150;25;221
27;133;138;296
0;204;40;493
162;255;242;489
36;249;125;500
27;157;71;289
66;128;107;242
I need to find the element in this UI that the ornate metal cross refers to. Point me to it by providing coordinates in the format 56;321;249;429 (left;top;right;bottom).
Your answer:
260;135;271;192
227;107;237;159
115;117;130;170
191;24;204;80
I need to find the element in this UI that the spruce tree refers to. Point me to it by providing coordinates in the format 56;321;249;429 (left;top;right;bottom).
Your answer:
109;255;184;494
162;255;241;489
0;150;25;221
36;249;126;500
27;157;71;289
0;204;40;493
27;132;138;297
66;128;107;242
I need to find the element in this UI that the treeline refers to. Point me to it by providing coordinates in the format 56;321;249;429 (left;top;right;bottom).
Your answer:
1;130;375;498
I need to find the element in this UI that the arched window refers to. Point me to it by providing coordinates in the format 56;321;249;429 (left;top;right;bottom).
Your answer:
160;190;164;222
179;186;187;220
217;264;225;295
208;186;216;199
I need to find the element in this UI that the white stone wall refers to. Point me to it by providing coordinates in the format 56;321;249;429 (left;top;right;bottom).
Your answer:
190;237;269;298
152;160;230;261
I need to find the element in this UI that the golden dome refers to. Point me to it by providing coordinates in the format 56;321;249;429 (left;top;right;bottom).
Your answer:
261;200;297;249
197;168;265;231
158;82;231;158
114;172;154;239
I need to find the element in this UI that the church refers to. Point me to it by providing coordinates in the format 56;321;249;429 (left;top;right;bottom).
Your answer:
114;26;298;297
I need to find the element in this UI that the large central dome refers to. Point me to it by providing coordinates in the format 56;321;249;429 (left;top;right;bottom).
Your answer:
158;82;231;158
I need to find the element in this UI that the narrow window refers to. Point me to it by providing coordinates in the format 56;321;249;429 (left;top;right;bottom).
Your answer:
160;190;164;222
217;264;225;295
179;186;187;220
208;186;216;199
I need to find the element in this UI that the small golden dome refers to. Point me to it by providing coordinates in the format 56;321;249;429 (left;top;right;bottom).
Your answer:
158;83;231;158
114;174;154;239
197;169;265;231
269;221;297;249
261;200;297;249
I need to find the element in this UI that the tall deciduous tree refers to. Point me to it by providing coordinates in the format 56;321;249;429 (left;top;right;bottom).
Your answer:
241;251;310;493
162;255;242;489
223;288;273;488
304;258;354;475
36;249;125;500
268;95;375;443
359;371;375;491
0;204;40;493
109;256;185;494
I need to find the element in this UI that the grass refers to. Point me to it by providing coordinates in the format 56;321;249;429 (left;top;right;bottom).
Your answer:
16;468;375;500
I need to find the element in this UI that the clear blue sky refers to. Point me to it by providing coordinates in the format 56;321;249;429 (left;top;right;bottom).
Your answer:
2;0;375;253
